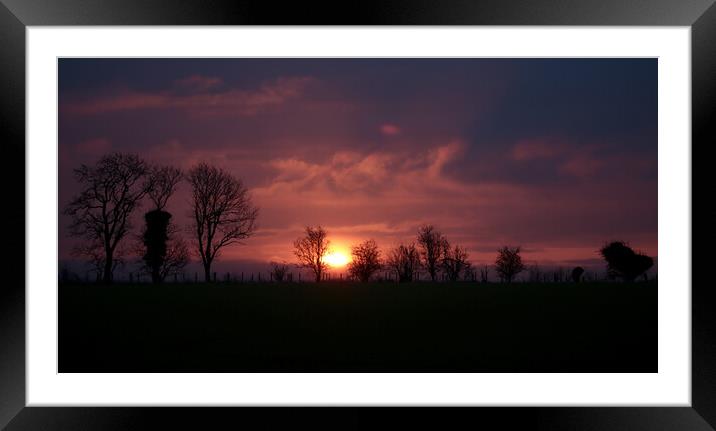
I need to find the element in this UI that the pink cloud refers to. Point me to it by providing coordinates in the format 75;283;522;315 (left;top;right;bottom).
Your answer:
380;123;401;136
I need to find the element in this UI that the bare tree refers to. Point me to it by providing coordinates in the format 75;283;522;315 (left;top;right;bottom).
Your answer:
161;237;189;281
441;244;471;282
72;239;126;283
527;263;542;283
386;243;421;283
417;225;449;282
270;261;290;282
147;165;183;211
348;239;383;282
188;163;259;282
495;246;525;283
293;226;330;283
479;265;490;283
64;153;150;283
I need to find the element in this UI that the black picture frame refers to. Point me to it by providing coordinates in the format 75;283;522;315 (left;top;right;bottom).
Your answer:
1;0;714;429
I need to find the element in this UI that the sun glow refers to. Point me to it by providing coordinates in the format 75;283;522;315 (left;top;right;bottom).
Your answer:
324;251;350;267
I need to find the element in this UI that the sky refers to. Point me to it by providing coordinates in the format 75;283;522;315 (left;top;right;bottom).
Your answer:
58;58;657;277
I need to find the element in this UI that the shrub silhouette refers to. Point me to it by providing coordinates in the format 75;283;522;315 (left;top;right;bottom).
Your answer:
270;262;289;282
571;266;585;283
143;210;171;284
599;241;654;282
348;239;383;282
495;246;525;283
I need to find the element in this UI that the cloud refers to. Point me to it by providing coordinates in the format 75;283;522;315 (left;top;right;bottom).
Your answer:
174;75;223;91
62;76;314;117
560;155;604;178
75;138;112;157
511;138;564;161
511;137;610;178
380;123;401;136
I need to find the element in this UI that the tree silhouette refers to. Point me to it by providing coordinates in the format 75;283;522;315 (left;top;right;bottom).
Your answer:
136;165;187;283
188;163;259;282
348;239;383;282
142;165;184;284
480;266;490;283
417;225;449;282
494;246;525;283
139;221;189;284
571;266;585;283
64;153;150;283
442;244;471;282
293;226;330;283
599;241;654;282
72;239;125;282
387;243;421;283
270;261;289;282
147;165;183;211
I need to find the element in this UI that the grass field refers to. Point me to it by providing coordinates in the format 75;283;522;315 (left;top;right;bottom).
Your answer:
59;281;657;372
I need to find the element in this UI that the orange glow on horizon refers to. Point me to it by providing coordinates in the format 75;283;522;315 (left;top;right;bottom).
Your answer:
324;250;351;268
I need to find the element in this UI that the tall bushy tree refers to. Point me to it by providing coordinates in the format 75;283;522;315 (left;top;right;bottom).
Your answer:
348;239;382;282
495;246;525;283
142;165;184;284
64;153;151;283
293;226;330;283
417;225;449;281
188;163;259;282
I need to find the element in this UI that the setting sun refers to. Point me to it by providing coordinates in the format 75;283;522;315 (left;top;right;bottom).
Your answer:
324;251;350;267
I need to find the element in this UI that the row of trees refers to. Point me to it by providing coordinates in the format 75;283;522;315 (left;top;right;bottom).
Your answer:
290;225;654;284
292;225;510;283
64;153;259;283
65;153;654;285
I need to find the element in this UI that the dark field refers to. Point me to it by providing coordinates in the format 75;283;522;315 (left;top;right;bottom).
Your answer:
59;281;657;372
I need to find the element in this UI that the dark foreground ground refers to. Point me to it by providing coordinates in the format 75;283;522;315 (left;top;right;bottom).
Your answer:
59;281;657;372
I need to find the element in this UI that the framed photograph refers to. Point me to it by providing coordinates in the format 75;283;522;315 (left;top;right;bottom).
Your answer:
2;0;714;429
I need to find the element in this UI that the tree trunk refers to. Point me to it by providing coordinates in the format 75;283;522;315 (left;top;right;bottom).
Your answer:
204;262;212;283
151;269;162;284
102;256;113;284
